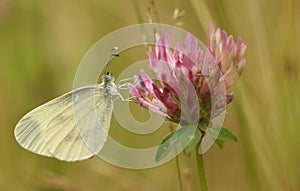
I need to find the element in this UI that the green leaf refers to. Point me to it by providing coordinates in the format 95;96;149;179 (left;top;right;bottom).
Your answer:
198;122;207;131
207;127;238;142
183;128;201;157
155;132;180;162
215;139;225;149
155;126;199;162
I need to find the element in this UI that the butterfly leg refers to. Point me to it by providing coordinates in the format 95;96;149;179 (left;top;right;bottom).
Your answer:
117;83;129;90
115;93;134;102
117;77;136;89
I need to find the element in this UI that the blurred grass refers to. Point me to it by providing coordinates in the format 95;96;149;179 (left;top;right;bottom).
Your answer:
0;0;299;190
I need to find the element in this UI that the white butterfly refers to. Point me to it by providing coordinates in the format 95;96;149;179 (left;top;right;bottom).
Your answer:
14;49;127;162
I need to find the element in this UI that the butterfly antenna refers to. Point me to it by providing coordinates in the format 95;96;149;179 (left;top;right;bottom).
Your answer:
104;47;119;74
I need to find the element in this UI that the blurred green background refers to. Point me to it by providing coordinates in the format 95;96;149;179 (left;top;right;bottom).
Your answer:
0;0;299;190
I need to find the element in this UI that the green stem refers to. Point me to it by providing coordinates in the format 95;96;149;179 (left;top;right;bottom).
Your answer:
169;123;183;191
175;153;183;191
196;153;209;191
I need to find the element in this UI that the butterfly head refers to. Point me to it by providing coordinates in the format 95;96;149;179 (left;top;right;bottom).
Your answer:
103;72;115;83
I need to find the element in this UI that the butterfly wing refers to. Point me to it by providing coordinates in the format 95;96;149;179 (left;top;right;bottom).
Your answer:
14;84;113;161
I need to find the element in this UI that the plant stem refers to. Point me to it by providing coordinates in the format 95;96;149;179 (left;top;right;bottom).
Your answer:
169;123;184;191
175;153;183;191
196;153;209;191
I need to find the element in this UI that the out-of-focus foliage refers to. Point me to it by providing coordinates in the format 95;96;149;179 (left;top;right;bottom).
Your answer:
0;0;299;190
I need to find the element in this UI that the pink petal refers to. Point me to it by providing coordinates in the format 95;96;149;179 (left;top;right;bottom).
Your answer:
152;84;180;113
128;84;141;97
226;93;234;104
139;69;155;96
202;50;216;76
141;98;168;117
184;32;199;54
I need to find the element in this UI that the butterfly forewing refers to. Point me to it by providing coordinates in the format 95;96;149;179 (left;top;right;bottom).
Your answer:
14;84;114;161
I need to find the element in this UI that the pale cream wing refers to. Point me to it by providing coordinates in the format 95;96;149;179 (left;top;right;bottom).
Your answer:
14;84;113;161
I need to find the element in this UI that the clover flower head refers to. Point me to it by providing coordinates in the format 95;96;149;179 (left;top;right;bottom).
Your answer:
129;26;246;125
